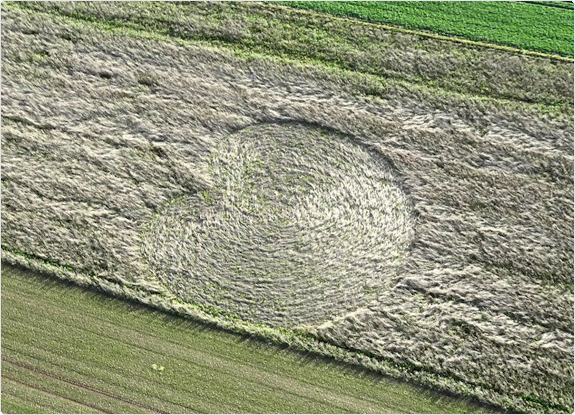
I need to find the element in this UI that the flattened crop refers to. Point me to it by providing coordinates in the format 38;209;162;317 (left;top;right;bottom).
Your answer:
143;122;415;326
1;2;573;413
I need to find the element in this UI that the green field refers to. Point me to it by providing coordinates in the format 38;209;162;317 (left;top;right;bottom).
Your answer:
1;264;494;414
279;1;575;56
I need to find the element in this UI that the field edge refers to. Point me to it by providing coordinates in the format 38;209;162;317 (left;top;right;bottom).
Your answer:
2;249;561;414
274;1;575;58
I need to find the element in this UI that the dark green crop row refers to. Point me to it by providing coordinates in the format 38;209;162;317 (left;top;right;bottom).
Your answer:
524;1;574;10
278;1;574;56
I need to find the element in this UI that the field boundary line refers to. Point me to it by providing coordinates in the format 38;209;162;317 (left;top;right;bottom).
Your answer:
5;286;390;409
1;255;528;413
0;251;551;413
1;374;110;413
6;2;573;112
519;1;574;10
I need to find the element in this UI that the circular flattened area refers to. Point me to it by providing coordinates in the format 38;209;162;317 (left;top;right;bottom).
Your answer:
143;123;415;327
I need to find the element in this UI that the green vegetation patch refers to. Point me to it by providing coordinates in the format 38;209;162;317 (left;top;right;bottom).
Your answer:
1;263;493;414
279;1;575;56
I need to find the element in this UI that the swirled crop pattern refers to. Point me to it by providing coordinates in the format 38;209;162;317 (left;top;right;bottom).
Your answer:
143;123;415;327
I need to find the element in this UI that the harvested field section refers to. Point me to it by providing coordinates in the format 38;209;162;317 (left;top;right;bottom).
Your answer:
1;2;573;413
1;264;493;414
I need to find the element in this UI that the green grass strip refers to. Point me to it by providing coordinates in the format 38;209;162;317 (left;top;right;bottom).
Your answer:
278;1;574;56
1;263;493;414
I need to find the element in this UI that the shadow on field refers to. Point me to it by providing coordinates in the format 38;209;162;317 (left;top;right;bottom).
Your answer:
3;261;506;414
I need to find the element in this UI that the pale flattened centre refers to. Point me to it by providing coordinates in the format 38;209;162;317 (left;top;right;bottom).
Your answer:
143;122;415;327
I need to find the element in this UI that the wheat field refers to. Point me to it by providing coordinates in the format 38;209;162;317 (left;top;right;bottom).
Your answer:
1;2;573;413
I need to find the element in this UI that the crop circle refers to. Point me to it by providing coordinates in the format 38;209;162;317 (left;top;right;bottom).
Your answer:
143;122;415;327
